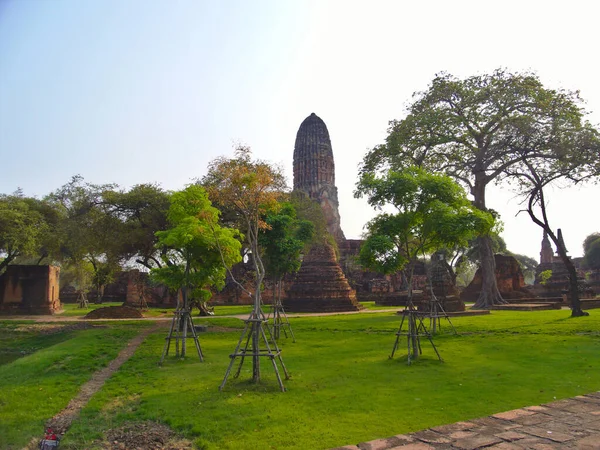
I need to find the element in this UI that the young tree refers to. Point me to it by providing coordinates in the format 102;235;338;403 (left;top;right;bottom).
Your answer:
259;202;314;339
152;185;241;360
356;167;494;360
359;69;600;308
357;166;495;297
203;146;289;389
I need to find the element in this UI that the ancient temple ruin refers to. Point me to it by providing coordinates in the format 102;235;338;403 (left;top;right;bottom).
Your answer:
285;113;361;312
293;113;345;241
284;243;362;312
0;265;61;314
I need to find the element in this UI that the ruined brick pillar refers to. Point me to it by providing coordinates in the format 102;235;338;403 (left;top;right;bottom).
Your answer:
293;113;345;242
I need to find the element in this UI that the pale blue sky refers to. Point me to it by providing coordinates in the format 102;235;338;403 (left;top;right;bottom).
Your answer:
1;0;599;259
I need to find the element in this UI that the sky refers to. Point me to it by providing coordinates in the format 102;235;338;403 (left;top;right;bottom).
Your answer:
1;0;599;260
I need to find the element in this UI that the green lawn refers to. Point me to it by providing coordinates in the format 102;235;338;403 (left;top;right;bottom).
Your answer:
2;310;600;449
0;321;154;449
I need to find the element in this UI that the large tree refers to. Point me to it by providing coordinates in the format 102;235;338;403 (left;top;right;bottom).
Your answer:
47;176;124;304
0;192;48;273
359;69;600;308
505;136;599;316
102;183;171;270
202;146;288;387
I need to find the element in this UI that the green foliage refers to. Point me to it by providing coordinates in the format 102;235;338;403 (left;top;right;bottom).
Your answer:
259;202;314;281
101;183;171;270
356;167;495;277
150;185;242;301
583;233;600;270
0;192;48;272
539;269;553;285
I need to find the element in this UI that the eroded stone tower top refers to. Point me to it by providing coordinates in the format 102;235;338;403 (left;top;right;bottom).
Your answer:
293;113;345;241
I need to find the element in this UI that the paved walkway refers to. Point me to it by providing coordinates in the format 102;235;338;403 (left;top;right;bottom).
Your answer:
335;393;600;449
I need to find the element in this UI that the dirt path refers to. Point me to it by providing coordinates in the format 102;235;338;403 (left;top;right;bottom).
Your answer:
26;322;167;449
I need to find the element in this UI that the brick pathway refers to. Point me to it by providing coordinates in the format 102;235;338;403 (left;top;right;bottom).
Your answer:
334;393;600;449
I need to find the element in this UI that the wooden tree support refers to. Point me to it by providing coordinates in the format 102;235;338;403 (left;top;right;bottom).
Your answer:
268;299;295;342
159;307;203;365
220;311;289;392
77;291;89;309
390;300;443;365
426;294;457;335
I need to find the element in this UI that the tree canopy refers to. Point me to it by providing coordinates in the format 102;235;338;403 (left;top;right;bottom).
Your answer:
0;192;48;273
356;167;494;296
202;146;287;306
150;185;242;302
359;69;600;308
583;233;600;270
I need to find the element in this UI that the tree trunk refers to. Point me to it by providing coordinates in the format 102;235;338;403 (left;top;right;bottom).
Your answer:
471;177;505;308
553;233;587;317
472;235;507;309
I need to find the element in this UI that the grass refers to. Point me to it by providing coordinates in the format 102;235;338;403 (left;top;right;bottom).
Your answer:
2;310;600;449
0;321;154;449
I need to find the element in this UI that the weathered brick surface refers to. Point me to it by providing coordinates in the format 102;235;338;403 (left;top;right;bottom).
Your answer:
452;434;503;449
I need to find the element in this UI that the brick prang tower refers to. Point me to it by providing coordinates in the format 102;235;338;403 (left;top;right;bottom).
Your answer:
293;113;345;241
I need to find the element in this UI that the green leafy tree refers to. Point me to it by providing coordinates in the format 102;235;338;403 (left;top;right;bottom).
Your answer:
0;192;48;273
102;183;171;270
359;69;600;308
259;202;314;338
47;176;125;303
150;185;241;305
583;233;600;270
356;167;495;300
203;146;287;387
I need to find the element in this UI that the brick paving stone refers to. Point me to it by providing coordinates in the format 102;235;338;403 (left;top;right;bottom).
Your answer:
559;401;600;414
574;395;600;405
547;398;582;408
528;444;564;450
488;443;524;450
430;422;476;433
471;425;523;437
494;431;528;441
575;435;600;450
357;436;412;450
511;414;551;426
532;407;575;419
521;426;575;443
524;405;551;413
409;430;451;444
448;431;476;440
388;444;435;450
493;409;536;421
471;417;515;428
452;434;503;450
